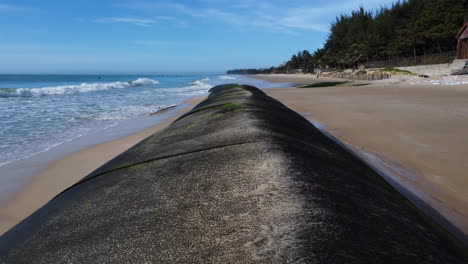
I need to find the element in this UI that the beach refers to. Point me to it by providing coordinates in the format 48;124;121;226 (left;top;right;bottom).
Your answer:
4;83;467;262
0;74;286;235
0;97;203;234
1;73;467;245
255;74;468;241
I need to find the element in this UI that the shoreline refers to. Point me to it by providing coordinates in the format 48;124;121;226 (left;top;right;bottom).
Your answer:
0;96;205;235
2;74;467;245
0;74;288;235
3;83;466;262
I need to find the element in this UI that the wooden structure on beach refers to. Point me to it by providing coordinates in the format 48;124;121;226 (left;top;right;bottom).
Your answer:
456;23;468;59
327;72;391;81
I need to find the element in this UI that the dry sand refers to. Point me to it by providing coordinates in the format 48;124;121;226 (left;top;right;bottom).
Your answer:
255;74;468;240
0;97;204;235
1;74;467;243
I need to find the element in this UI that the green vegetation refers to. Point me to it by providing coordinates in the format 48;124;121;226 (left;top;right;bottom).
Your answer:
203;112;225;119
203;103;247;119
111;162;131;171
357;70;367;75
185;102;244;116
130;162;154;171
228;0;468;74
298;82;348;88
382;67;416;75
214;92;251;99
218;102;244;109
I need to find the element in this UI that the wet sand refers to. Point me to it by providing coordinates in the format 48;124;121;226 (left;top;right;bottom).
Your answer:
254;74;468;241
0;97;204;235
252;73;369;85
2;74;467;244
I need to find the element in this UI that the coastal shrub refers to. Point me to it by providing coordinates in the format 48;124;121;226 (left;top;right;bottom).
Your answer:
229;0;467;74
382;68;415;75
298;82;348;88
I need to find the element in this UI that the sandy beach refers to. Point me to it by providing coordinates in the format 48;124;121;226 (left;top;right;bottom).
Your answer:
255;74;468;241
0;97;204;235
1;74;467;245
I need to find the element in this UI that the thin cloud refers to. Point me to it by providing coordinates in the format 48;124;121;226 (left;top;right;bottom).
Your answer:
95;17;156;27
116;0;395;34
0;3;30;11
116;2;193;15
117;2;297;34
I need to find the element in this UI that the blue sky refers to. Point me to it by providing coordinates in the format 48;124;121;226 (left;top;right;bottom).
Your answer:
0;0;396;74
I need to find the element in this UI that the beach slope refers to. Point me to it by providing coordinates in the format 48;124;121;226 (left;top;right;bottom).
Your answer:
255;74;468;242
1;84;466;263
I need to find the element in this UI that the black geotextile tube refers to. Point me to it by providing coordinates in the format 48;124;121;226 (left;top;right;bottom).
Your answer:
1;84;467;263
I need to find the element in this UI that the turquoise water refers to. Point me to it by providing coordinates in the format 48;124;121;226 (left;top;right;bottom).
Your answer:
0;74;288;167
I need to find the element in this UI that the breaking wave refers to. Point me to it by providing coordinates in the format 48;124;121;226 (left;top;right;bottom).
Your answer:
218;75;237;80
188;80;213;89
0;78;159;97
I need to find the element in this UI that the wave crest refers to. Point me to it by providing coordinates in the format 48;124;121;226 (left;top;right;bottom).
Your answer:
0;78;159;97
218;75;237;80
188;80;213;89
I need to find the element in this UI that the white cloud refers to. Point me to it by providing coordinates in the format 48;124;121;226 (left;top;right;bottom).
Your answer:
116;0;396;34
95;17;156;27
116;2;193;15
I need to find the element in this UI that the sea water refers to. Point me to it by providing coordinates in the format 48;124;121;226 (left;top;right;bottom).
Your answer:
0;74;288;168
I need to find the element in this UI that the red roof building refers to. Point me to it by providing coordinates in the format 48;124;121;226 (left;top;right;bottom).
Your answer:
456;22;468;59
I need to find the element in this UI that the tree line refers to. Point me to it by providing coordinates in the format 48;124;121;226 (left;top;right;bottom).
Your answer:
228;0;468;74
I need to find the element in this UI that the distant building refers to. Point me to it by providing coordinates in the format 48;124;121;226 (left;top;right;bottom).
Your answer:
456;22;468;59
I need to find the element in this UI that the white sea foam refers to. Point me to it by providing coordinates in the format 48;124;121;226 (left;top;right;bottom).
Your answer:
188;80;213;89
153;79;213;99
91;104;178;121
218;75;237;80
131;78;160;86
0;74;286;173
0;121;118;168
0;78;159;97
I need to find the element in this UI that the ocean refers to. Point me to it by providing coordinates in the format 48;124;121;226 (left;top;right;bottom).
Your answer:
0;74;288;169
